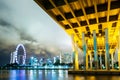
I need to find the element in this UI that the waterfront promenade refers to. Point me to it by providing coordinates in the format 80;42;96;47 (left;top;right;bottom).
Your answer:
68;69;120;75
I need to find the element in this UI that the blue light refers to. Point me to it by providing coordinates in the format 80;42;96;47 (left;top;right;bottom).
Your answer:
31;57;34;60
34;66;37;68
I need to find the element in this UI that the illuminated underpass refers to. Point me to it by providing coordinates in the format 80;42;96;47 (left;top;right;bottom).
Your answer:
34;0;120;70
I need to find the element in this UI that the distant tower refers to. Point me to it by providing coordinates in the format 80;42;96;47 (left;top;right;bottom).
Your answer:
10;53;13;64
53;56;60;64
63;53;72;64
10;51;17;64
60;52;62;63
53;57;56;63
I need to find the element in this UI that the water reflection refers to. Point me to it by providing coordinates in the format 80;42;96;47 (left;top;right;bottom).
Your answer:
27;70;68;80
1;70;120;80
72;75;120;80
9;70;26;80
74;75;84;80
28;70;38;80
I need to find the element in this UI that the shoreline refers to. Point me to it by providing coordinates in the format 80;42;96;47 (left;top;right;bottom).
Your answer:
68;70;120;75
1;68;120;75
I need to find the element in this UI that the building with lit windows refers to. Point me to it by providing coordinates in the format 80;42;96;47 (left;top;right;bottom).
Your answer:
60;52;73;64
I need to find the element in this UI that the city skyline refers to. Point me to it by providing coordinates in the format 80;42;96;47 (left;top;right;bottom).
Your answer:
0;0;73;66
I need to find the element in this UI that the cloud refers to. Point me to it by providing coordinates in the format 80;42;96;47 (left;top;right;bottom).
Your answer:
0;15;37;45
0;0;10;11
0;0;74;65
18;30;37;42
0;19;12;27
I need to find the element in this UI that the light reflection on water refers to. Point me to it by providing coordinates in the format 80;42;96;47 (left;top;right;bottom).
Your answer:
1;70;120;80
9;70;26;80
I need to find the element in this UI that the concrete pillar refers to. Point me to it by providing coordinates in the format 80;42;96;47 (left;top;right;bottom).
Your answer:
87;54;90;69
74;48;79;70
90;53;93;70
93;30;98;69
105;28;110;70
99;52;102;69
82;32;87;70
118;26;120;69
86;53;88;70
118;27;120;70
71;34;79;70
111;53;114;69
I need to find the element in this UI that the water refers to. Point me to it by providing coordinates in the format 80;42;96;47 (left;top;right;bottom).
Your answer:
0;70;120;80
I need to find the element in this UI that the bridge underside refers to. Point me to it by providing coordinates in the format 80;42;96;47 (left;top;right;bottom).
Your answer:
34;0;120;70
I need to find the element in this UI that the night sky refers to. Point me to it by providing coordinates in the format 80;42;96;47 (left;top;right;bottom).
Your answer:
0;0;74;66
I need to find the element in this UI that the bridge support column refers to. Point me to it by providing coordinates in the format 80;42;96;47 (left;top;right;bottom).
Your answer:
93;30;98;69
118;27;120;70
86;53;88;70
111;53;114;69
105;28;110;70
90;53;93;70
71;34;79;70
99;52;102;69
82;32;87;70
